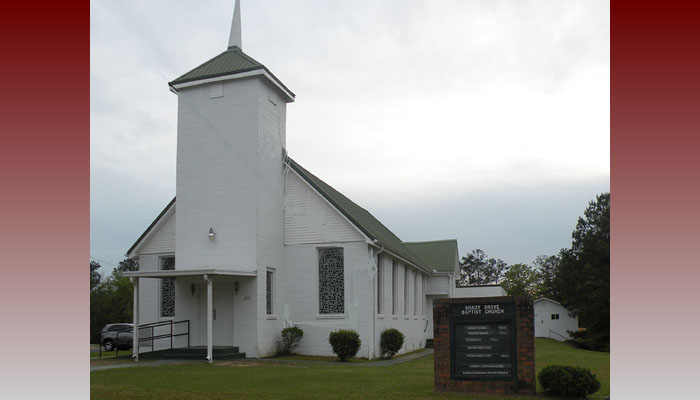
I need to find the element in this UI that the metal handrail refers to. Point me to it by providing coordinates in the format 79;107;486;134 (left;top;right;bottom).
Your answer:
549;329;568;340
97;320;189;359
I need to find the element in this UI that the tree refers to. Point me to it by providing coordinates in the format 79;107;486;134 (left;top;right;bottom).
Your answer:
114;258;139;274
501;263;541;296
90;269;134;344
458;249;509;286
533;254;560;300
555;193;610;350
90;261;102;291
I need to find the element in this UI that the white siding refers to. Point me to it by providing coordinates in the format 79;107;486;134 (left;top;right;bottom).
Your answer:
284;171;364;244
534;299;579;341
139;211;176;255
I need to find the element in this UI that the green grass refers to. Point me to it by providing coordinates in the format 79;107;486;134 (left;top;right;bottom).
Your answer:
91;350;132;358
91;338;609;400
535;338;610;399
266;348;426;363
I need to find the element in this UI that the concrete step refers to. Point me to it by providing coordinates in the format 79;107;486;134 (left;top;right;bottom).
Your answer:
138;346;245;360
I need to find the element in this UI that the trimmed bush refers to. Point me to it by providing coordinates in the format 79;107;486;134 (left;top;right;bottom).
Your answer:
328;329;361;361
380;328;405;358
280;326;304;355
538;365;601;398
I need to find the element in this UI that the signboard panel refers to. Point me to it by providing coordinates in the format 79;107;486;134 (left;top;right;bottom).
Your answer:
449;303;517;380
433;296;535;396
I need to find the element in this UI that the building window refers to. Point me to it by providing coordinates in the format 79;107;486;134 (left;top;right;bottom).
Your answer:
377;255;382;314
318;248;344;314
421;275;426;317
266;270;274;315
414;272;419;317
404;267;410;316
160;257;175;318
551;314;560;320
392;260;398;315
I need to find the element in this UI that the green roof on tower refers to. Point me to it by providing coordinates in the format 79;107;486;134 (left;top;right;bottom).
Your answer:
169;46;294;100
168;0;294;101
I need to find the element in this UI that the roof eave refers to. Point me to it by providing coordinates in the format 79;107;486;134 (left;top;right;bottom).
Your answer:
169;68;295;102
126;197;176;258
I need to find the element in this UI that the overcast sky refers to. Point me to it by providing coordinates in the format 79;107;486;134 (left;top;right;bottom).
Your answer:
90;0;609;275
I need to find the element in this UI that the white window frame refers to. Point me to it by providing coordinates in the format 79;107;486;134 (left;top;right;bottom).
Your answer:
266;268;276;318
316;247;345;318
392;260;398;317
159;255;176;320
377;254;383;317
404;266;410;318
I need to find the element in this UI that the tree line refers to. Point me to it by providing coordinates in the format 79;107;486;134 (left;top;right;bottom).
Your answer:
90;259;138;344
458;192;610;351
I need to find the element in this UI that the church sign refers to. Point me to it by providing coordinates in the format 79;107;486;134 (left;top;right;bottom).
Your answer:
433;296;535;396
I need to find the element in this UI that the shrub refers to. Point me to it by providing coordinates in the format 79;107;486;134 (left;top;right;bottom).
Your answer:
380;328;405;358
538;365;601;398
328;329;361;361
280;326;304;355
566;330;609;352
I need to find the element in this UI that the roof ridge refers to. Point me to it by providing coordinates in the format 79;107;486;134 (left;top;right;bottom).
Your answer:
403;239;457;244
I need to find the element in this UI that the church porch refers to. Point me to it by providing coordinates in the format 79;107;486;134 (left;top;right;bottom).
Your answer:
124;269;256;363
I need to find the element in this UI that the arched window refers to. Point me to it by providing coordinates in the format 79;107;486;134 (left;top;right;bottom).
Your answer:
318;248;344;314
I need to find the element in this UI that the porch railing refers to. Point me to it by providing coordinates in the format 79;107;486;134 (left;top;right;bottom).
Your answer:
95;320;189;359
548;329;568;341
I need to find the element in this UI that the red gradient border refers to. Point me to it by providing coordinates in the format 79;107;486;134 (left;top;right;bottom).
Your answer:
1;0;699;398
612;1;700;399
0;1;88;399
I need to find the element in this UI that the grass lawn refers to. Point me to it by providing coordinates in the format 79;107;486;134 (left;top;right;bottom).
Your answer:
91;338;609;400
91;350;132;358
267;348;427;363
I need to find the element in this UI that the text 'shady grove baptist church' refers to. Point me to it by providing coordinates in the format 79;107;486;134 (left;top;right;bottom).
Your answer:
123;1;498;361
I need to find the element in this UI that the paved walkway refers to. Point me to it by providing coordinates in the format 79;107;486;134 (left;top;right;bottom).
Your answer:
91;359;200;372
90;349;433;371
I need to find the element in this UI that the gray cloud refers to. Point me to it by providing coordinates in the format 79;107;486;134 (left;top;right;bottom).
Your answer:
90;0;609;273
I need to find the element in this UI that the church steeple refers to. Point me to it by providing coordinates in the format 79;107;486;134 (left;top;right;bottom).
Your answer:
228;0;242;49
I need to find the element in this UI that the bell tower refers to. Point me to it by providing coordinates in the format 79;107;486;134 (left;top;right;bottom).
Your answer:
170;0;294;272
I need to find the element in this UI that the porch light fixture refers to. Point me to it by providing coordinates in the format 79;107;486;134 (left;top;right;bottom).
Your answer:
234;281;239;294
208;227;215;240
190;283;196;296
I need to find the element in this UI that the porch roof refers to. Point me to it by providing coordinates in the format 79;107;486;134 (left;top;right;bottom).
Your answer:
123;268;257;278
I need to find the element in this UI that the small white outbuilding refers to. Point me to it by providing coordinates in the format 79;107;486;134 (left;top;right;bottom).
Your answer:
534;298;578;341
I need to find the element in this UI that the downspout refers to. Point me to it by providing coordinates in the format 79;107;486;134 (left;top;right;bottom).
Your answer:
370;241;385;360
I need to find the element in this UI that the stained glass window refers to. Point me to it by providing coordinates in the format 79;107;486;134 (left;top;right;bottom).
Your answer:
318;248;344;314
266;270;274;315
414;272;419;317
160;257;175;318
404;267;410;316
392;261;397;315
377;255;382;314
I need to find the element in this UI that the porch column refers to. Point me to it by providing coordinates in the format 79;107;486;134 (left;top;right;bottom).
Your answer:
131;277;139;362
204;274;213;363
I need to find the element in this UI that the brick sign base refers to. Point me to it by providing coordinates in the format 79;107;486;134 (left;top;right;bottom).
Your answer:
433;296;535;396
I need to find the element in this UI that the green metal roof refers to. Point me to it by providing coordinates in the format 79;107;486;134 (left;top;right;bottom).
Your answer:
169;46;294;98
287;158;432;271
129;159;458;275
403;240;459;272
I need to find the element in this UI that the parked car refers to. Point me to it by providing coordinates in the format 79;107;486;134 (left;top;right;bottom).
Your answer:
100;323;133;351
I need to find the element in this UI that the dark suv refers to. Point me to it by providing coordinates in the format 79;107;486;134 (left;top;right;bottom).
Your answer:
100;323;133;351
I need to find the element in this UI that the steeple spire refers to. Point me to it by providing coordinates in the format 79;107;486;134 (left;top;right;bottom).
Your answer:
228;0;242;49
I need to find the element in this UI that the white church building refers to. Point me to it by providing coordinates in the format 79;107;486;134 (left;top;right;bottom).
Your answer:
124;1;462;362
